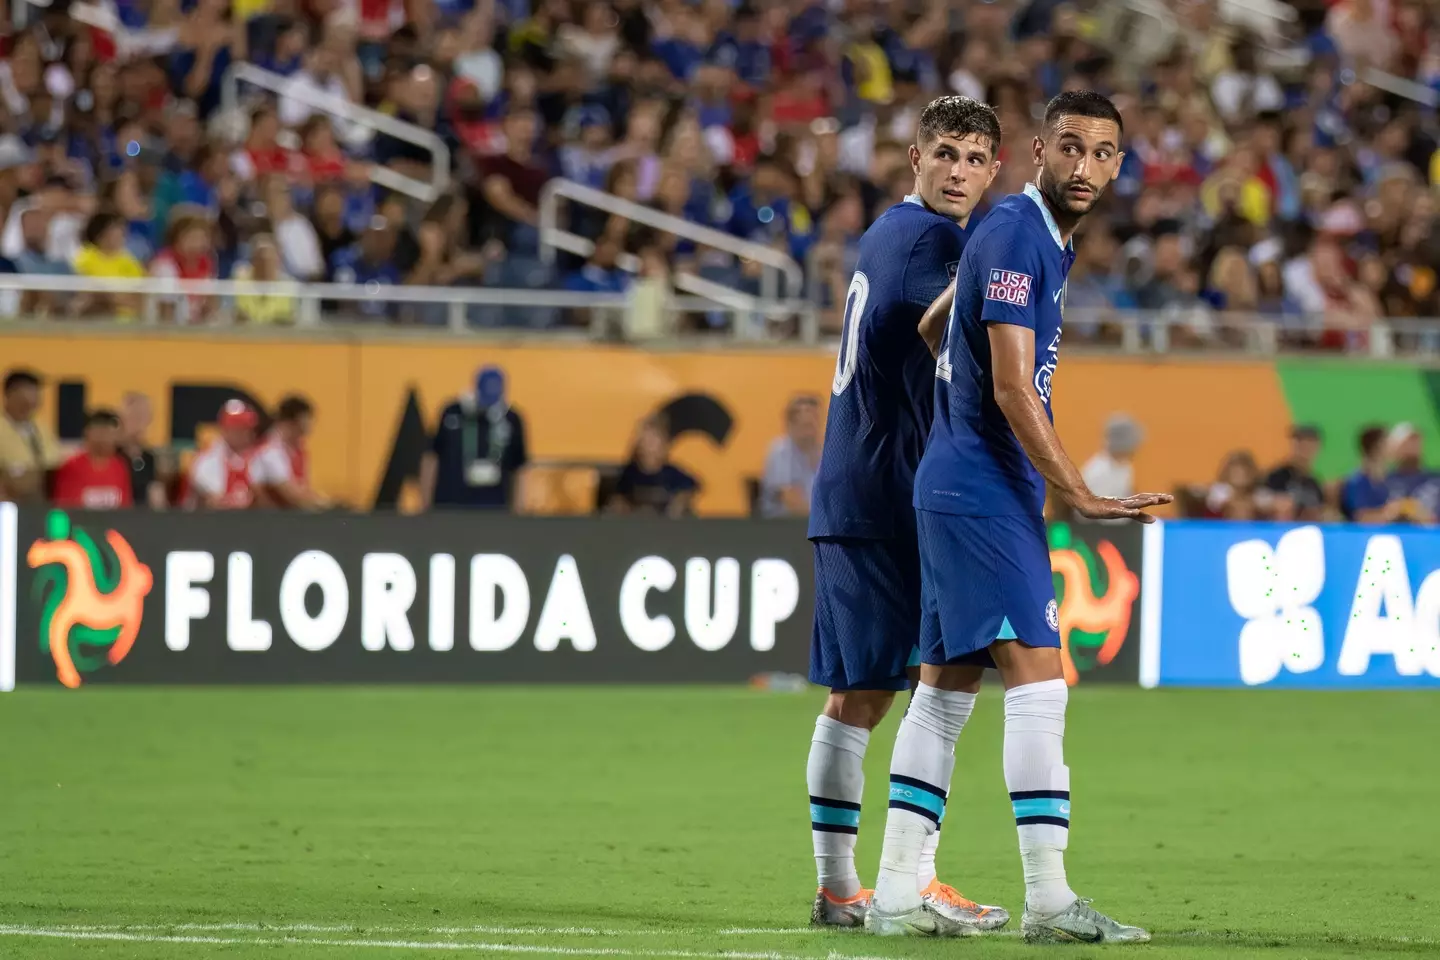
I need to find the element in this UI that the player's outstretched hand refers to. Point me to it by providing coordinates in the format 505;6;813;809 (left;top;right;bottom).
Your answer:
1072;492;1174;524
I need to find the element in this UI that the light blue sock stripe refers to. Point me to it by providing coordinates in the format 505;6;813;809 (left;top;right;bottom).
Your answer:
890;782;946;819
1011;797;1070;821
810;804;861;828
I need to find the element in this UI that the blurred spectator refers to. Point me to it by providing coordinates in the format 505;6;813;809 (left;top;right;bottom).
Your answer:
234;234;298;324
1264;425;1326;522
119;392;170;510
1082;414;1144;501
187;400;261;510
624;242;675;340
405;195;490;292
52;409;132;510
73;212;145;317
253;395;328;510
476;108;548;255
263;176;325;281
1384;422;1440;524
0;369;61;503
312;185;358;268
1203;450;1268;520
564;232;629;294
421;366;528;511
150;214;218;324
610;414;697;517
1340;425;1397;523
330;217;401;319
759;394;820;518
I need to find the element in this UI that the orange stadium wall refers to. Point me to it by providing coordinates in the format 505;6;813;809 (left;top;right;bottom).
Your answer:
0;331;1293;515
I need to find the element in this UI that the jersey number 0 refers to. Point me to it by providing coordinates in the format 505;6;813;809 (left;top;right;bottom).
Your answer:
832;271;869;396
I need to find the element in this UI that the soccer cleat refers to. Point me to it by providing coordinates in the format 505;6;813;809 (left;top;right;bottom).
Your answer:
1021;898;1151;944
863;900;980;937
811;887;871;928
920;879;1010;931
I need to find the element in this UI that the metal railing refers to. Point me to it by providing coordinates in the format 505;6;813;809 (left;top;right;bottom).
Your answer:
0;274;797;338
537;179;817;341
4;275;1440;357
220;63;451;204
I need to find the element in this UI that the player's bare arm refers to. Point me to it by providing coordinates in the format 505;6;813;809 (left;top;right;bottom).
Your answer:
988;323;1171;523
919;282;955;360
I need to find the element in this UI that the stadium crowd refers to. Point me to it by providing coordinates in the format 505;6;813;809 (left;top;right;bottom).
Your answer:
0;0;1436;340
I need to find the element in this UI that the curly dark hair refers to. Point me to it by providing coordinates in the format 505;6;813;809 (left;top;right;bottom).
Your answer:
916;95;1002;155
1043;90;1124;137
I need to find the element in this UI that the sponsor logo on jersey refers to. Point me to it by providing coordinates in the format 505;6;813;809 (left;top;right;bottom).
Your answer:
986;269;1032;306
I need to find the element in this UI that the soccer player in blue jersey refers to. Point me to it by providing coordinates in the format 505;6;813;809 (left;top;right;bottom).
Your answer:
864;91;1171;942
804;96;1007;932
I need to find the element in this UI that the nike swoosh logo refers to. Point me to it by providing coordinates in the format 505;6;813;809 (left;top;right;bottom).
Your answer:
1053;922;1101;943
1053;290;1063;303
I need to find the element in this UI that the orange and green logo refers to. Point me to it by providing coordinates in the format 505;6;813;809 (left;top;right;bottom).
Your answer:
27;510;153;689
1049;524;1139;686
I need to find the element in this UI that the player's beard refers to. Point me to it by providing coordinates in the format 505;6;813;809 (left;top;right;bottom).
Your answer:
1038;167;1103;219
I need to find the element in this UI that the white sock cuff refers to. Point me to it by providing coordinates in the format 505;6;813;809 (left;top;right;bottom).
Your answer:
1004;679;1067;711
813;715;871;758
908;684;977;741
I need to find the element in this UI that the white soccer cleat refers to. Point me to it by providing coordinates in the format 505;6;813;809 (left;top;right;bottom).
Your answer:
864;900;979;937
1021;897;1151;944
920;879;1010;931
810;887;871;928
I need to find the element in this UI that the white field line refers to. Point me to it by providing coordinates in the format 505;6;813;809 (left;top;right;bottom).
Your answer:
0;922;835;937
0;926;905;960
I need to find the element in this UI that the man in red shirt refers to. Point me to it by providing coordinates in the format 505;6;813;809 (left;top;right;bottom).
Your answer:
52;409;133;510
187;400;261;510
252;394;329;510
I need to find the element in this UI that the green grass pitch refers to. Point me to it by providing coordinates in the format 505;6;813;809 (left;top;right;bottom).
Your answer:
1;685;1436;959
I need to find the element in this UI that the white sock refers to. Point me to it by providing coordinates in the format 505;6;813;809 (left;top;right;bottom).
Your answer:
807;715;869;899
915;747;954;891
1004;679;1077;917
872;685;975;913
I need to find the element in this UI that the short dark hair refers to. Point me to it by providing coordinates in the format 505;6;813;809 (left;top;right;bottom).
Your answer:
1359;425;1387;458
1043;90;1124;137
85;408;121;429
917;96;1002;155
275;394;314;423
83;211;124;247
3;368;40;393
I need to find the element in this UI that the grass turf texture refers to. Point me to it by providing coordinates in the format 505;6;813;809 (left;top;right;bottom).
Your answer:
0;686;1436;959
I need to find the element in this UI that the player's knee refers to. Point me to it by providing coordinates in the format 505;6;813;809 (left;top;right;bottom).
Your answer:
991;641;1065;689
823;690;897;730
917;663;984;693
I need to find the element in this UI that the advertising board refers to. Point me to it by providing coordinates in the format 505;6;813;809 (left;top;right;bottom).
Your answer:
1142;521;1440;688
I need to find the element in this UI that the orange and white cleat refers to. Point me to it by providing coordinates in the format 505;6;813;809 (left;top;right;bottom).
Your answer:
811;887;872;927
920;880;1010;931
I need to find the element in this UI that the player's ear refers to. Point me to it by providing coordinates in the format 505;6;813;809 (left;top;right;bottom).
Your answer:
986;160;1001;188
1031;136;1044;168
908;143;922;175
1110;151;1126;182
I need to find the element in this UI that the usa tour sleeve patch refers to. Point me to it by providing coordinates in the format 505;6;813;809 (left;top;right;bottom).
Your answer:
986;270;1032;307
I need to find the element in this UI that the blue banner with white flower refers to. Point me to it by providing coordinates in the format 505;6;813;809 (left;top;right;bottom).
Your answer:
1141;521;1440;688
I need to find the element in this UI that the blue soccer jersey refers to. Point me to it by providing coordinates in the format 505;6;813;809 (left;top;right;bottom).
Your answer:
916;184;1076;519
808;197;968;541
